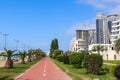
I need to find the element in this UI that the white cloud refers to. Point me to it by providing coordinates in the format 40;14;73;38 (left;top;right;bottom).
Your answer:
86;0;106;9
104;0;120;3
109;5;120;14
77;0;120;14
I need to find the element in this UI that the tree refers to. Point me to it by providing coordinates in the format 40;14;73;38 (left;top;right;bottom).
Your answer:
53;49;62;59
18;51;26;64
54;38;59;49
49;38;59;57
115;38;120;54
27;49;33;62
92;45;106;54
69;52;84;68
34;48;46;60
0;49;16;69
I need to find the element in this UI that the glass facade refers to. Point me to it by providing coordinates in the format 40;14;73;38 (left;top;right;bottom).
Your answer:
108;21;112;34
96;19;103;44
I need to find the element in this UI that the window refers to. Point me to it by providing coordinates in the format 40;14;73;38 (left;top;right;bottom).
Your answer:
117;22;119;25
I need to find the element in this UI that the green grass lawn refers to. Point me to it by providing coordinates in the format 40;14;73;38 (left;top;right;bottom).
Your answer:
52;59;117;80
0;60;40;80
104;60;120;65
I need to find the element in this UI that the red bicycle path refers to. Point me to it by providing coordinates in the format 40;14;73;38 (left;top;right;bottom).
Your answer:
15;57;72;80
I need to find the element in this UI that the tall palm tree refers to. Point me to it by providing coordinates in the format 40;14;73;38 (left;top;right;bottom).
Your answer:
18;51;26;64
92;45;106;54
0;49;16;69
115;38;120;54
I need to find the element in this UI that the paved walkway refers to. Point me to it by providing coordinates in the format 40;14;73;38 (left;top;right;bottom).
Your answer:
15;57;72;80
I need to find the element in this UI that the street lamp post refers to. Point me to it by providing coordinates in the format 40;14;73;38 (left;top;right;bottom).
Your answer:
15;40;19;51
22;43;25;51
1;32;9;50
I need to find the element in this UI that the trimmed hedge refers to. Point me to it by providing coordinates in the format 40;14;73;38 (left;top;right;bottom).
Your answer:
69;52;84;68
114;65;120;80
84;54;103;75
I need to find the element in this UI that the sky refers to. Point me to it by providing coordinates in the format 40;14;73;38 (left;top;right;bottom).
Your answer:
0;0;120;54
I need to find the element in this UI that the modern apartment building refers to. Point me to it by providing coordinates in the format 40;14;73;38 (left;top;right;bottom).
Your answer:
69;30;88;52
111;20;120;46
69;29;96;52
69;38;87;52
76;30;89;40
96;13;120;44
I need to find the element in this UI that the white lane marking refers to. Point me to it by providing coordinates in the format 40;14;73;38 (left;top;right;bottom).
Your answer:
43;59;47;73
42;73;46;76
42;58;47;77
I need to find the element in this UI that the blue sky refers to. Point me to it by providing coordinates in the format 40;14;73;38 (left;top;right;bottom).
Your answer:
0;0;120;53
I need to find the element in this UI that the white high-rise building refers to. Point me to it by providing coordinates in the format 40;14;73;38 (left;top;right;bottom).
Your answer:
96;13;120;44
111;19;120;46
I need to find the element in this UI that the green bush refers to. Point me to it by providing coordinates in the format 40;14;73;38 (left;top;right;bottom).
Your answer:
84;54;103;75
100;65;116;75
109;65;116;74
56;54;63;62
69;52;84;68
114;65;120;80
53;49;63;59
62;54;69;64
100;65;109;74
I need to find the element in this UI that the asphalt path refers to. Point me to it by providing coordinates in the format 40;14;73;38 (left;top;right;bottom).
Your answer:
15;57;72;80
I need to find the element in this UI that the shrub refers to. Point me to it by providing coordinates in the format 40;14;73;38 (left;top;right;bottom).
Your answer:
84;54;103;75
114;65;120;80
53;49;63;59
109;65;116;74
69;52;84;68
100;65;109;74
62;54;69;64
56;54;63;62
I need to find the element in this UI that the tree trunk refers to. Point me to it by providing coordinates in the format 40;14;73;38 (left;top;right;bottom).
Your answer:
27;56;31;62
5;58;13;69
21;58;25;64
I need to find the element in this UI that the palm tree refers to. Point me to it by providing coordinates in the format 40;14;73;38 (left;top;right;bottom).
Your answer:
27;49;33;62
0;49;16;69
92;45;106;54
115;38;120;54
18;51;26;64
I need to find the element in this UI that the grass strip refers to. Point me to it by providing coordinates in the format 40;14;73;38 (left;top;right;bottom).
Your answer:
51;59;89;80
104;60;120;65
0;60;40;80
52;59;117;80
